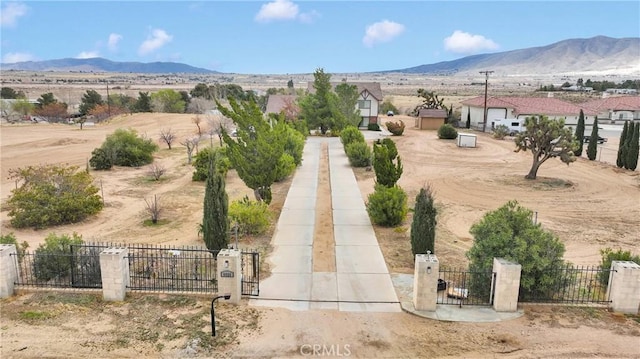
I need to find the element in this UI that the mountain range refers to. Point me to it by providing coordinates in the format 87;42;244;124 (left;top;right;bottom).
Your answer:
1;36;638;76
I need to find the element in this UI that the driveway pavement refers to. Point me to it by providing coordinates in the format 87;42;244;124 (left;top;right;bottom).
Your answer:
250;136;401;312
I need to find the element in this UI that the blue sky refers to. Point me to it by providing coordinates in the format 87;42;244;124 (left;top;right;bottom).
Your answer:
1;1;639;74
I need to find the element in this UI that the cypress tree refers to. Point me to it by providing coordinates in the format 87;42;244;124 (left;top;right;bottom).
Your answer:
410;186;437;256
202;158;229;252
574;109;585;156
623;122;635;169
627;123;639;171
616;121;629;168
586;117;599;161
372;138;402;187
466;111;471;129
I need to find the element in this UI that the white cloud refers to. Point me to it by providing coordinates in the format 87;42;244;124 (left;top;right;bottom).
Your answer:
2;52;35;63
138;28;173;56
76;51;100;59
255;0;298;23
1;2;28;27
443;30;499;54
298;9;320;24
362;20;405;48
108;33;122;51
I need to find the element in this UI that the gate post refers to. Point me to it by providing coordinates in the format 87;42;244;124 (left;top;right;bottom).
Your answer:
492;258;521;312
100;247;129;301
413;252;439;311
607;261;640;315
217;249;241;304
0;244;19;298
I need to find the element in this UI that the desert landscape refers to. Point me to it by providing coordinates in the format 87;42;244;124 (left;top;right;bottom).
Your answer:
1;104;639;357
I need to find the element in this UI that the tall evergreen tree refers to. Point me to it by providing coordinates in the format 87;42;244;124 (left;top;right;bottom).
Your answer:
466;111;471;129
586;117;599;161
616;121;629;168
627;122;639;171
410;186;437;256
574;109;585;156
623;122;636;170
373;139;403;187
202;158;229;252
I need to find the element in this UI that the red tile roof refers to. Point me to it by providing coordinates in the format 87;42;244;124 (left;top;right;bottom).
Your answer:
462;96;598;116
581;96;640;112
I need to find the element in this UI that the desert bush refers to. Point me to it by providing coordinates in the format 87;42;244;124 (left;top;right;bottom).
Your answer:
0;232;29;263
386;120;405;136
33;232;84;281
345;141;372;167
90;128;158;169
7;164;103;229
493;125;509;140
340;126;364;146
192;147;231;181
89;147;113;170
437;124;458;139
368;123;381;131
229;196;270;235
598;248;640;286
366;184;408;227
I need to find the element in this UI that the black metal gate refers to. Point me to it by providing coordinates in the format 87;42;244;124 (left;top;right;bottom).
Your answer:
241;250;260;296
70;244;102;288
438;267;495;307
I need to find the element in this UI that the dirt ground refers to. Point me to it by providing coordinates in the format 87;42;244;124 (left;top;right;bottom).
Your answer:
1;113;639;358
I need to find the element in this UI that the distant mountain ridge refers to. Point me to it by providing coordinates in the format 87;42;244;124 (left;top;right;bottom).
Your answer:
385;36;640;76
0;57;216;74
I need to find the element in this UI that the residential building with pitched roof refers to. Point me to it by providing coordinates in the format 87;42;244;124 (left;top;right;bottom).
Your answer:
581;96;640;122
461;96;599;132
307;81;383;128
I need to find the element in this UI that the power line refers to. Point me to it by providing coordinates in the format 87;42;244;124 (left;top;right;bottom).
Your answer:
480;70;494;133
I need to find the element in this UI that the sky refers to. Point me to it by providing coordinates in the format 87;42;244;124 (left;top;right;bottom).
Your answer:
1;1;639;74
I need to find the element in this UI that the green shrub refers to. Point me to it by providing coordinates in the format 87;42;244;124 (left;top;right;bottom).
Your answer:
373;139;402;187
281;124;306;166
367;123;381;131
380;100;399;116
386;120;405;136
598;248;640;286
366;184;408;227
0;232;29;263
34;232;84;281
192;147;231;181
493;125;509;140
340;126;364;147
7;164;103;229
90;128;158;169
229;196;270;235
88;147;113;170
275;153;296;182
345;141;372;167
437;124;458;139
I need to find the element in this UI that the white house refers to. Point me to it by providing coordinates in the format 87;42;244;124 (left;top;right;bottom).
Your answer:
582;96;640;122
308;81;382;128
461;96;599;132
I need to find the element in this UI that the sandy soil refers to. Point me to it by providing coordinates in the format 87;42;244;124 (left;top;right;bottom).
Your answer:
1;113;639;358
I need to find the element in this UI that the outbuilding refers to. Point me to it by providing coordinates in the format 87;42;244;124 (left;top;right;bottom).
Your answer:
415;109;447;130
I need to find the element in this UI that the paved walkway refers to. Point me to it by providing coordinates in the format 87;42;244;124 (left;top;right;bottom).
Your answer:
250;137;401;312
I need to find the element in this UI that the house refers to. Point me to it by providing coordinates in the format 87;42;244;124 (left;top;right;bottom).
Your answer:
581;96;640;122
460;96;599;132
308;81;382;128
265;94;298;116
415;109;447;130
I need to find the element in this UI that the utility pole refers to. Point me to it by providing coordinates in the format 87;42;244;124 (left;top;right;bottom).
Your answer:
106;83;111;118
480;70;494;133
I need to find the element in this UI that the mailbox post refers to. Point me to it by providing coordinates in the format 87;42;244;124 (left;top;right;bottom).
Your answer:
211;294;230;337
216;249;241;304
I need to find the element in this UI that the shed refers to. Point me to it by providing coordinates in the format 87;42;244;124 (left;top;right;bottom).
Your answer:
416;109;447;130
457;133;477;148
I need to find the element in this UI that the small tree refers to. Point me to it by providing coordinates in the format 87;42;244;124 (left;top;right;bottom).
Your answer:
159;128;176;149
345;141;372;167
410;186;437;256
586;117;599;161
514;115;577;180
616;121;629;168
627;122;639;171
193;115;203;137
467;200;566;300
148;163;166;181
181;136;199;164
202;158;229;251
33;232;84;281
340;126;365;148
90;128;158;168
144;194;162;224
7;164;103;229
373;139;403;187
574;109;586;156
366;184;408;227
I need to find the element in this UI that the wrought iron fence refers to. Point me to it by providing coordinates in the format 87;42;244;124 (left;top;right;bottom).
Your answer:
438;267;495;307
519;264;612;304
241;250;260;296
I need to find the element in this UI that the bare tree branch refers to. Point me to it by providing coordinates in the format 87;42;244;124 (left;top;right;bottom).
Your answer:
148;163;166;181
159;128;176;149
144;194;162;224
180;136;199;164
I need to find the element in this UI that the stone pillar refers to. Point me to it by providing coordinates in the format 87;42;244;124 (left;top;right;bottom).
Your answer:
217;249;242;304
413;253;439;311
0;244;19;298
607;261;640;315
492;258;521;312
100;247;129;302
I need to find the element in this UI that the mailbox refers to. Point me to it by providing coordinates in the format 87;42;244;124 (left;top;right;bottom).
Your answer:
220;270;234;278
